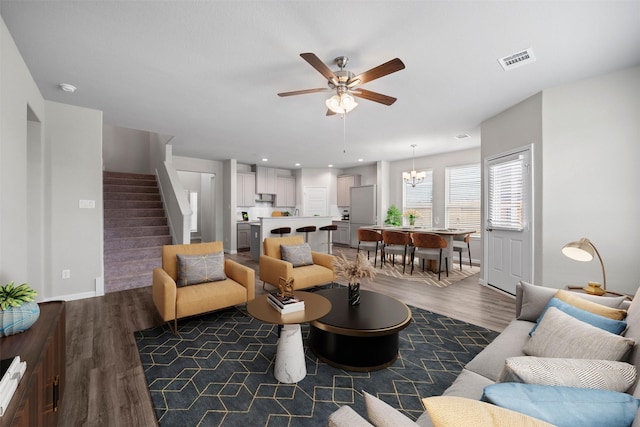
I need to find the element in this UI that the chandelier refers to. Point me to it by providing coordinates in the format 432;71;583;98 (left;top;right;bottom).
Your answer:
403;144;426;187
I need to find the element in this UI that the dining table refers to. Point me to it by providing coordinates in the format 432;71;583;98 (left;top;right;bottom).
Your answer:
360;226;476;273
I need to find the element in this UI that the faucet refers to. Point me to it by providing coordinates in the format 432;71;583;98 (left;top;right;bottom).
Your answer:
294;208;300;216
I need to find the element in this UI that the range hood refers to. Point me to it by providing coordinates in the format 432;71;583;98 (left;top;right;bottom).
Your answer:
255;194;274;202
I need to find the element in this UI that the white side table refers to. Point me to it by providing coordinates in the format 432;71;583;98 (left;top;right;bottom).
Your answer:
246;291;331;383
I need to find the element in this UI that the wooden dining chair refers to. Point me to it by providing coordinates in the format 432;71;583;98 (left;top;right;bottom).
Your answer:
381;230;413;273
357;228;384;267
411;232;449;280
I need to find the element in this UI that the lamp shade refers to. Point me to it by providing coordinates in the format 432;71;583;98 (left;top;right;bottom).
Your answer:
325;93;358;114
562;237;607;291
562;238;595;262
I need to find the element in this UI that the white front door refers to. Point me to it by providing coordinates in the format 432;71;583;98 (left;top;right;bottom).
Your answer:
484;147;533;295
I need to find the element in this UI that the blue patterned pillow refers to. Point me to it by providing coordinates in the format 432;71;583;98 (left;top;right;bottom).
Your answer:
176;252;227;286
530;297;627;336
482;383;640;427
280;244;314;267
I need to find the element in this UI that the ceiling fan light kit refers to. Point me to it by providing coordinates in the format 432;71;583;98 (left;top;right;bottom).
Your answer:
278;52;405;116
326;92;358;114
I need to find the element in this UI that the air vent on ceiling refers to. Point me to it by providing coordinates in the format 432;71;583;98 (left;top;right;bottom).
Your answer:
455;134;470;140
498;48;536;71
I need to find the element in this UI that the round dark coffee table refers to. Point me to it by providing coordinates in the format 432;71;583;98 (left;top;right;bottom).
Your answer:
309;288;412;371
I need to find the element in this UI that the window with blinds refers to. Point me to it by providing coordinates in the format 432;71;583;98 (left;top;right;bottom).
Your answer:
488;157;524;230
446;163;481;236
402;170;433;226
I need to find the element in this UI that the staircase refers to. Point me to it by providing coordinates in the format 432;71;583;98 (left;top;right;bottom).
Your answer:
103;171;172;293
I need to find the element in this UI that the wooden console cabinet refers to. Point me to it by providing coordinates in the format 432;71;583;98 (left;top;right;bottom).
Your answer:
0;301;65;427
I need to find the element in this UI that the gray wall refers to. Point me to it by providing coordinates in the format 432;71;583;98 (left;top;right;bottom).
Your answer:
541;66;640;295
481;66;640;295
103;124;153;174
1;16;104;300
45;101;104;299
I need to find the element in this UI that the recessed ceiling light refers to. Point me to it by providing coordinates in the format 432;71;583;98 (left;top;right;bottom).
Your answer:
295;163;301;167
358;159;364;162
262;158;268;162
455;134;470;140
59;83;77;93
328;164;333;168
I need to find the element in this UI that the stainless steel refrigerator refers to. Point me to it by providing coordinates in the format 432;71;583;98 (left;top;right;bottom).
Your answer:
349;185;377;248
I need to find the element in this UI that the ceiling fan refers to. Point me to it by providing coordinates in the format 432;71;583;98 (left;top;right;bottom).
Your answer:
278;53;405;115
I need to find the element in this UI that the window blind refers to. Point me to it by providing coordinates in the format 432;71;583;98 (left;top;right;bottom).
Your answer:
446;163;481;235
488;158;524;230
403;170;433;226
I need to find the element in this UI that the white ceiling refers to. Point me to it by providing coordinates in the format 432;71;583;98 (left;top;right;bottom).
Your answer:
2;1;639;169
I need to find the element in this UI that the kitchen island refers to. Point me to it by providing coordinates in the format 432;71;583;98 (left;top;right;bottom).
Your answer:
251;216;335;261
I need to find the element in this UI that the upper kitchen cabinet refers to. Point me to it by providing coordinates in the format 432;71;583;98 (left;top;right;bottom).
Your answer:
255;166;277;194
337;174;361;207
276;176;296;207
237;172;256;206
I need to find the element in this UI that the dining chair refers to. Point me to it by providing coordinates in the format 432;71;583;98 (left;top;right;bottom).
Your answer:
452;233;472;270
381;230;413;274
357;228;383;267
411;232;449;280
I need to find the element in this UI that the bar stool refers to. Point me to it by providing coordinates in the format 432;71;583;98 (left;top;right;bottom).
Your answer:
270;227;291;237
296;225;316;243
319;224;338;254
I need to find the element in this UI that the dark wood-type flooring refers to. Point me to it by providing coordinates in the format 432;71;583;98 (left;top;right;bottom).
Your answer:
58;246;515;426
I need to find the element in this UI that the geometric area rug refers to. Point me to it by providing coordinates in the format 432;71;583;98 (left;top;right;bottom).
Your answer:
134;305;499;426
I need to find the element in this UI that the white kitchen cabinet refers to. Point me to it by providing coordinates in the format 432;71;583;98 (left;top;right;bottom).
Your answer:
337;174;361;207
256;166;277;194
332;221;350;246
276;176;296;207
237;172;256;206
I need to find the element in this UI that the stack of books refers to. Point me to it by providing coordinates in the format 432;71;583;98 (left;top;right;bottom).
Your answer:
0;356;27;417
267;292;305;314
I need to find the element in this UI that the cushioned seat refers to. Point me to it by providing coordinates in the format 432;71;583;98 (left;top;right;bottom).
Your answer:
259;235;335;291
357;228;383;267
152;241;255;333
296;225;317;242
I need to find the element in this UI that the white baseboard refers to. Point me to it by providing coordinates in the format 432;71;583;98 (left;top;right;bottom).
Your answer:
42;290;97;302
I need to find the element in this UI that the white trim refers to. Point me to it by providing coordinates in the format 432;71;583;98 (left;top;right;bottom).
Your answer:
42;291;97;302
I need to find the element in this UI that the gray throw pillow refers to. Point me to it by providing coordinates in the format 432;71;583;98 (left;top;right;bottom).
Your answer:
498;356;637;393
176;252;226;286
523;307;635;361
280;243;314;267
518;281;627;322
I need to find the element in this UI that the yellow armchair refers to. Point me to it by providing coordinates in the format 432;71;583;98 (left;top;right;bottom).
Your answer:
260;236;336;290
152;242;255;333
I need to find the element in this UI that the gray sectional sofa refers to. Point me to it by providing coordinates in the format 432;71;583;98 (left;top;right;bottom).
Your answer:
328;281;640;426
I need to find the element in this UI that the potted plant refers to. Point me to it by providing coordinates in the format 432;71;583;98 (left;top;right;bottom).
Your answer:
404;208;422;226
333;252;376;306
384;204;402;226
0;282;39;337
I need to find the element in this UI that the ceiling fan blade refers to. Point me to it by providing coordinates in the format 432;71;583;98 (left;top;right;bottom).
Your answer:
352;58;405;85
326;109;337;116
278;88;330;97
300;53;338;83
352;88;397;105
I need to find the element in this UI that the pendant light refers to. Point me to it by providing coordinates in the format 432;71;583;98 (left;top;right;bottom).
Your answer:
403;144;426;187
